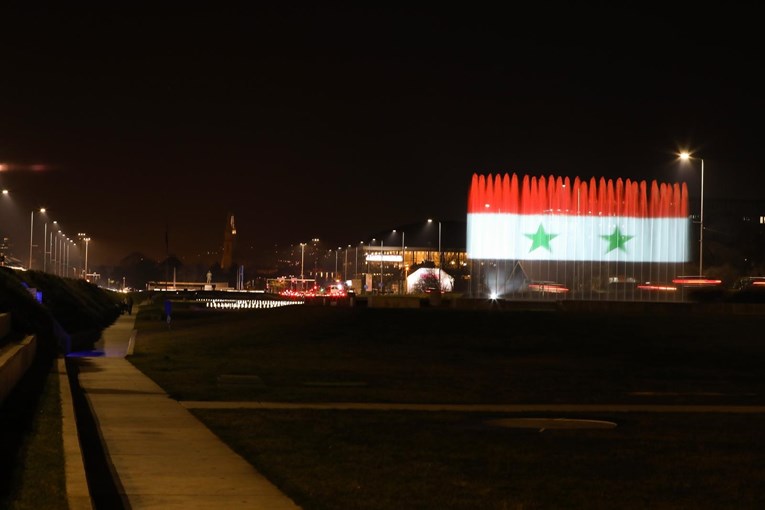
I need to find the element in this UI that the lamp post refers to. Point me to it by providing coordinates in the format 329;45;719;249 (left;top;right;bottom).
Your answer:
51;222;58;273
43;222;48;272
334;248;339;280
28;208;46;270
393;229;405;294
345;245;350;281
57;230;63;276
380;239;384;294
680;152;704;276
50;228;55;273
300;242;306;291
83;237;91;280
356;242;362;280
428;219;442;290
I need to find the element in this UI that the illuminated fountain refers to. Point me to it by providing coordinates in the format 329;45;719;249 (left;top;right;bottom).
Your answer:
467;173;692;300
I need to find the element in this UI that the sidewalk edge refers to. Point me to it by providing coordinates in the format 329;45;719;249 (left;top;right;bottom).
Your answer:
58;358;93;510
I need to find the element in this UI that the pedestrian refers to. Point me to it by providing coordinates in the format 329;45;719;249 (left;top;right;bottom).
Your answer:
126;295;134;315
164;299;172;329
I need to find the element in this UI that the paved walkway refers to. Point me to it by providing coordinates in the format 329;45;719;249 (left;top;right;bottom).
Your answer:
70;312;301;510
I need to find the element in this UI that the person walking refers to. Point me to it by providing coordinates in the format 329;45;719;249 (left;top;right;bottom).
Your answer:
164;299;172;329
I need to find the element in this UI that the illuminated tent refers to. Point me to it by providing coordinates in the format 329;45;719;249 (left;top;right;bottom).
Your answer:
406;267;454;293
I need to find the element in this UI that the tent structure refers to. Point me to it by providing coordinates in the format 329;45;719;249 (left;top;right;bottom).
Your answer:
406;267;454;293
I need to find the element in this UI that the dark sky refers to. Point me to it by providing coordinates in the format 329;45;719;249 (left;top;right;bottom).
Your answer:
1;4;763;266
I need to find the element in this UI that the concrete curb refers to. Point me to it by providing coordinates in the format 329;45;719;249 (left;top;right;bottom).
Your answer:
58;358;93;510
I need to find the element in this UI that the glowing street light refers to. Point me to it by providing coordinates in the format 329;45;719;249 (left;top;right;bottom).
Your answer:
393;229;406;294
49;221;59;274
345;245;350;281
356;241;363;280
428;218;442;290
300;242;307;291
84;237;91;280
380;239;384;293
43;221;49;272
28;208;46;270
78;233;91;279
679;151;704;276
65;238;71;278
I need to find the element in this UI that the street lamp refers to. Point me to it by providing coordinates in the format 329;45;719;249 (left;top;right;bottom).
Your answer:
356;242;363;280
393;229;406;294
50;222;58;274
680;152;704;276
345;245;350;281
370;238;385;293
83;237;91;280
428;219;442;290
43;221;48;272
28;208;46;270
334;248;339;280
300;242;307;291
54;230;59;275
65;239;71;278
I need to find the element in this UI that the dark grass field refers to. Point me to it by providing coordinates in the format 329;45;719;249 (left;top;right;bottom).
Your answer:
0;365;66;510
129;304;765;509
130;306;765;405
192;409;765;510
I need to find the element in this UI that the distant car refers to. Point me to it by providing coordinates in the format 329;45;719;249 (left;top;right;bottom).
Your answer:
637;282;678;293
725;276;765;302
671;276;723;287
525;281;569;294
672;276;724;302
730;276;765;291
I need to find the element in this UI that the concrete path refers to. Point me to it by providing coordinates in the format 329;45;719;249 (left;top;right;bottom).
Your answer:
71;312;301;509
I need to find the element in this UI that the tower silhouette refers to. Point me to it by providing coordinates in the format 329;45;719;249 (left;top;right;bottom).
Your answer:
221;212;236;270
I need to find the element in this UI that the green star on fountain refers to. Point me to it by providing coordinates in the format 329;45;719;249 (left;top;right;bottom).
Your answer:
524;224;558;252
601;226;634;253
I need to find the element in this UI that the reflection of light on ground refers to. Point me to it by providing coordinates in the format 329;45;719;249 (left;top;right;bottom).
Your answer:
199;298;303;310
66;350;106;357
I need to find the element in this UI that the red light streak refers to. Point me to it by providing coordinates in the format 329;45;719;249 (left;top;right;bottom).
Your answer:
637;284;677;292
671;278;722;285
527;283;569;294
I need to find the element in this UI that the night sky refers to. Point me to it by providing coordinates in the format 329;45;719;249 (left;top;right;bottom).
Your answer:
1;5;763;266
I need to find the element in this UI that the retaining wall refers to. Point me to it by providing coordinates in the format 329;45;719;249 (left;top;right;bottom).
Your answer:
0;334;37;404
0;313;10;340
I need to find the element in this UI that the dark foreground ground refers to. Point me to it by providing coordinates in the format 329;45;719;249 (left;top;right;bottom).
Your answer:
129;305;765;509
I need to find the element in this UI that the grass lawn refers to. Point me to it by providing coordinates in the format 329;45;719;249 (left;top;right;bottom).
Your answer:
0;363;67;510
129;304;765;509
192;409;765;510
130;306;765;405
